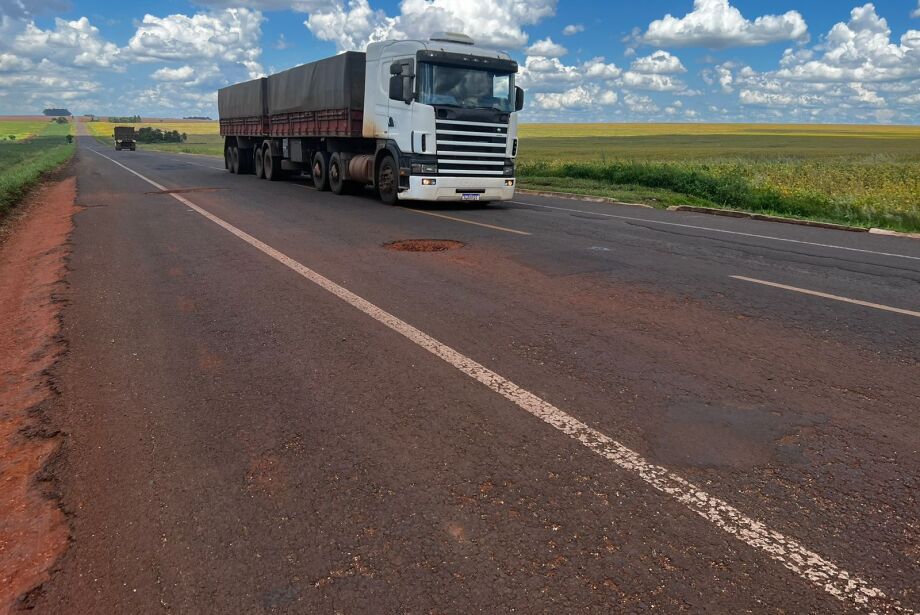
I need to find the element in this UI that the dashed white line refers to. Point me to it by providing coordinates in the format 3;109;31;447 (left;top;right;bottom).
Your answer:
732;275;920;318
510;200;920;262
89;148;915;614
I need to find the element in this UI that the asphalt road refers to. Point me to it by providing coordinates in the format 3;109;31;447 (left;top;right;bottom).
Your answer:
33;135;920;613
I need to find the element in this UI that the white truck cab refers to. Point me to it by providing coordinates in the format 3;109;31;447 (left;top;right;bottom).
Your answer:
364;33;523;203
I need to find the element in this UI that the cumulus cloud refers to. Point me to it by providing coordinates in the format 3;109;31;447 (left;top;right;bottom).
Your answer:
773;4;920;83
562;23;584;36
301;0;557;51
629;50;686;74
127;8;264;78
151;65;197;81
640;0;808;48
533;85;617;110
526;37;567;57
913;1;920;19
12;16;121;69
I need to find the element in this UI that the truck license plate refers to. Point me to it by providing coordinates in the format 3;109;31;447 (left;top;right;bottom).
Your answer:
461;193;481;201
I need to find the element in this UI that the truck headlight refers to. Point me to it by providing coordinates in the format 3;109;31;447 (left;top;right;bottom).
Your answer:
421;178;436;185
504;179;515;186
411;163;438;174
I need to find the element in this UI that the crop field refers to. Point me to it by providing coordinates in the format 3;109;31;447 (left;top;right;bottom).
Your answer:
517;123;920;232
0;119;56;141
0;119;74;220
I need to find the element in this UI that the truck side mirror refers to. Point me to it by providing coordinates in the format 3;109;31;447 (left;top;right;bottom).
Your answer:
515;86;525;111
389;75;404;101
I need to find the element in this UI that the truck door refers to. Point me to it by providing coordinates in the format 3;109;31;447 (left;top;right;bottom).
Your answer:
386;56;415;154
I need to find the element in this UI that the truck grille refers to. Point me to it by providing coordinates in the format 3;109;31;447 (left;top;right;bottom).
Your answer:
436;119;509;176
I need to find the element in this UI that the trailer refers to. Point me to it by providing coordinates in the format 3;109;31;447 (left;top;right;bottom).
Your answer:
114;126;136;151
218;33;523;204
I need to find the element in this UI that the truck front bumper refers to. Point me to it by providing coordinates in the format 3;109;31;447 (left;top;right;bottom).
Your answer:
399;176;516;202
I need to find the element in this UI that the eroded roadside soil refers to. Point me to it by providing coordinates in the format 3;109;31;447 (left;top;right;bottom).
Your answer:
0;175;76;613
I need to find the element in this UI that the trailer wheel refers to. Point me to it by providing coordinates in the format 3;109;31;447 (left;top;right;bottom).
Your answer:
329;153;348;195
312;152;331;191
254;147;264;179
377;156;398;205
230;146;240;174
264;149;284;181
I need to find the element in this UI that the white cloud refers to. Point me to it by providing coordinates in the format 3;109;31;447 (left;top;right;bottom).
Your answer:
562;23;584;36
582;57;622;80
127;8;264;78
302;0;557;51
641;0;808;48
621;72;685;91
773;4;920;83
12;16;122;69
629;50;686;74
533;85;617;110
526;37;567;57
517;55;582;89
0;51;32;72
623;92;659;113
151;65;196;81
913;1;920;19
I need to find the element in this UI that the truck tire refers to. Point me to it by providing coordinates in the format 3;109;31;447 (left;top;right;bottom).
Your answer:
254;147;264;179
224;147;231;170
329;153;347;195
230;146;240;174
263;149;284;181
312;152;331;191
377;156;398;205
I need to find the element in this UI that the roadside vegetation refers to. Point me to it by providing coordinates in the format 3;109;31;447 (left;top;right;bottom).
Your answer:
518;123;920;232
0;119;74;221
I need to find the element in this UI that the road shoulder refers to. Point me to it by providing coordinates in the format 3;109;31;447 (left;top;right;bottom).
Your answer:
0;172;76;613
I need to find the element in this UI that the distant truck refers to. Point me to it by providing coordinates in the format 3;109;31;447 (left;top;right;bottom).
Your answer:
114;127;136;151
218;33;524;204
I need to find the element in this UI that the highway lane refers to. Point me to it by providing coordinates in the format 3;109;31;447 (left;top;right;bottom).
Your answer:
33;137;919;613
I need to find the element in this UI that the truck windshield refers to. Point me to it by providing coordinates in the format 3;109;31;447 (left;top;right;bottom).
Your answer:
417;63;514;112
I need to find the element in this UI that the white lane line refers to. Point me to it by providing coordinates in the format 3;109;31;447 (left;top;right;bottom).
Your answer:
732;275;920;319
88;148;914;615
402;208;531;236
510;200;920;262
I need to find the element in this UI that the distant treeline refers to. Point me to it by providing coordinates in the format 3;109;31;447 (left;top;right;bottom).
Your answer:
136;127;187;144
109;115;142;123
183;116;212;120
43;108;72;116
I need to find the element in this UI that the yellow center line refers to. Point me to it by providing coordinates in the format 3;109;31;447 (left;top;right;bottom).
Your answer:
731;275;920;319
401;208;531;236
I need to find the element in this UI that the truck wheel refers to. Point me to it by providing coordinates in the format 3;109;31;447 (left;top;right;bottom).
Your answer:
328;153;347;195
264;149;284;181
224;148;231;170
254;147;264;179
377;156;398;205
312;152;331;191
230;146;240;174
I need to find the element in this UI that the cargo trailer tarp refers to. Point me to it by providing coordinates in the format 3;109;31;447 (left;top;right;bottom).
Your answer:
267;51;366;115
113;126;135;139
218;77;267;119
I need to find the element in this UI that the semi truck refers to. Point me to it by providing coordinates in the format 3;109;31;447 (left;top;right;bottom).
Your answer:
217;33;523;204
114;126;136;151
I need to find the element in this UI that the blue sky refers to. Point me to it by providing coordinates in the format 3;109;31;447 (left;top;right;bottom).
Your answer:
1;0;918;123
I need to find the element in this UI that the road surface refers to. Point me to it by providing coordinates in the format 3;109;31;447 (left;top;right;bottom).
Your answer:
30;134;920;613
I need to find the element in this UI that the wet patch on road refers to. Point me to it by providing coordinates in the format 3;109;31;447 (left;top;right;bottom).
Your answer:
383;239;465;252
647;402;824;469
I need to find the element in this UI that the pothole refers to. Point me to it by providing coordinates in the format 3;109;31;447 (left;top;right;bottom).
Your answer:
383;239;465;252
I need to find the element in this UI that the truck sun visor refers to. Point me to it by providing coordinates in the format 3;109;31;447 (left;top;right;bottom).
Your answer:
416;50;518;74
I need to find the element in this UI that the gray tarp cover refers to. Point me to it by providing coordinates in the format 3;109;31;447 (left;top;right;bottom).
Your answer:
267;51;366;115
113;126;135;139
218;78;267;119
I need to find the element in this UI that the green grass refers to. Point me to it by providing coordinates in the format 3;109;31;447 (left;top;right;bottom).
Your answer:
86;120;224;156
0;120;53;141
517;124;920;232
0;120;74;220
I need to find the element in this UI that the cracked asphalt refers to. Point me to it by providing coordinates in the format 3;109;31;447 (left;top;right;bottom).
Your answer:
28;135;920;613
